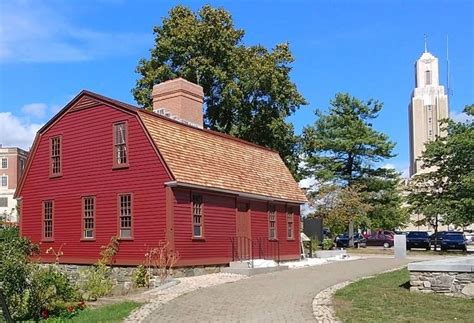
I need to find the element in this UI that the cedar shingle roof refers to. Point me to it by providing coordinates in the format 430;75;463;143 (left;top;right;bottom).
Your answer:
138;111;307;203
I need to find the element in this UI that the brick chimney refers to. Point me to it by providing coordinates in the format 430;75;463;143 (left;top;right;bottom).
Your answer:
152;78;204;128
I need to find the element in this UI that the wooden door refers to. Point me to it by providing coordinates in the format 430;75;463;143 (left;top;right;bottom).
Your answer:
236;202;251;259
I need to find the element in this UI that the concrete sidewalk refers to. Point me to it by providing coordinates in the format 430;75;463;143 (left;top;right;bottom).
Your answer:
143;257;414;322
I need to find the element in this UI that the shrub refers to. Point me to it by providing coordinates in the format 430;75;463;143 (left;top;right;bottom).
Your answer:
132;265;150;288
28;265;82;319
145;241;179;285
0;227;81;320
80;263;114;300
80;236;119;300
322;238;334;250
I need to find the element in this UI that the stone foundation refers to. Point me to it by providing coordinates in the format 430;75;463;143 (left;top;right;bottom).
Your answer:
48;264;222;296
408;257;474;299
409;271;474;298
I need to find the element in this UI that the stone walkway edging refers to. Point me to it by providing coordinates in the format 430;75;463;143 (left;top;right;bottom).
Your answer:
125;273;246;323
312;266;407;322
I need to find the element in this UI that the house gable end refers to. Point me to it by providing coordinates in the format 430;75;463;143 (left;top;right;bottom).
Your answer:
15;91;174;198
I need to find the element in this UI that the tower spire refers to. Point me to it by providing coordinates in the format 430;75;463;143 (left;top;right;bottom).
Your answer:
424;34;428;53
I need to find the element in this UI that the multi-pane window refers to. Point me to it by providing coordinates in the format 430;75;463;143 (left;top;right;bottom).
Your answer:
287;207;294;239
192;194;203;238
83;197;95;239
268;204;277;240
1;176;7;187
50;136;61;176
114;123;128;166
0;197;7;207
119;194;132;238
1;158;7;169
43;200;53;239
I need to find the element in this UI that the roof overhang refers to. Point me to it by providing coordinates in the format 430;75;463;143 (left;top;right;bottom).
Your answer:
165;181;306;205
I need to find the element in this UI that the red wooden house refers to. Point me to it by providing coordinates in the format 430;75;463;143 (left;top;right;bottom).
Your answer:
15;78;307;266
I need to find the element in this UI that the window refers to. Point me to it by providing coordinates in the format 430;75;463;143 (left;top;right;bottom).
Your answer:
1;158;7;169
0;197;7;207
425;70;432;85
113;122;128;167
50;136;61;176
1;176;7;187
192;194;203;238
268;204;277;240
43;200;53;240
118;194;132;238
83;197;95;239
287;207;294;239
428;117;432;124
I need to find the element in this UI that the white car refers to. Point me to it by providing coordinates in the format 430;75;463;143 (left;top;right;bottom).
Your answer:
464;232;474;245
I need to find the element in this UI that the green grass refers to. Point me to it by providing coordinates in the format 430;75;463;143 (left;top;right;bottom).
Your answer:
46;301;142;323
333;269;474;323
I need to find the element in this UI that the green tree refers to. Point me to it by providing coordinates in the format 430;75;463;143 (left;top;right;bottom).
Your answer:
312;185;372;235
302;93;405;239
360;168;409;230
133;5;306;177
408;104;474;229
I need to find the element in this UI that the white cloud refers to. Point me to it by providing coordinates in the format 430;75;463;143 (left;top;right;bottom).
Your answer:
450;111;472;123
382;163;395;170
0;1;150;63
21;103;48;118
0;112;42;150
382;163;409;178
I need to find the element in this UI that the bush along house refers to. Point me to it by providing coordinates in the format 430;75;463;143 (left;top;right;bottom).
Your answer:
15;78;307;274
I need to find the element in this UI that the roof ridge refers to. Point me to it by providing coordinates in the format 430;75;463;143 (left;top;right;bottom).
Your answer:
137;107;279;155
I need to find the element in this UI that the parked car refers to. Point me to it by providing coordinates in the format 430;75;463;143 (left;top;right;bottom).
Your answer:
366;232;394;248
406;231;430;250
464;231;474;245
336;233;367;248
441;232;467;252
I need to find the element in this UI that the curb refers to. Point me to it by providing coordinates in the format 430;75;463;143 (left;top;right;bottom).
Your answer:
312;265;407;322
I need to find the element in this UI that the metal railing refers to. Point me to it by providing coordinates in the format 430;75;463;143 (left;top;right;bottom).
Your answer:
230;237;280;265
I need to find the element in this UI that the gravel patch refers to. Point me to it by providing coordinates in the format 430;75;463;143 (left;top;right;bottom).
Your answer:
125;273;246;322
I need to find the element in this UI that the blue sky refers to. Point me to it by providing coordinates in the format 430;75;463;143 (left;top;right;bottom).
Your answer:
1;0;473;177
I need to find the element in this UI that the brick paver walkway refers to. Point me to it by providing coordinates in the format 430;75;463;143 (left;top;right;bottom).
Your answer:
144;257;412;322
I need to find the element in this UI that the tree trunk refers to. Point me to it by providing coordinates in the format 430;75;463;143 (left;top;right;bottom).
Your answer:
348;220;354;248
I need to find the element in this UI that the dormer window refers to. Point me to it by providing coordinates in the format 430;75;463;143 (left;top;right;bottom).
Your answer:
113;122;128;167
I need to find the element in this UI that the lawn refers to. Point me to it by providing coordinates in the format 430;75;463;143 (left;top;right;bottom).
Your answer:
333;268;474;322
46;301;141;323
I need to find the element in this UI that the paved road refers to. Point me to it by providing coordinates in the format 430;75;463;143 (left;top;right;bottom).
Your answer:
144;257;413;322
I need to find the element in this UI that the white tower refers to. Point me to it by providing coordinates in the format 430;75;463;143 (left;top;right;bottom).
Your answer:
408;43;449;177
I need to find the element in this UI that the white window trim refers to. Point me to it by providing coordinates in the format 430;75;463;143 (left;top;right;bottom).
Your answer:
1;157;7;169
1;175;7;187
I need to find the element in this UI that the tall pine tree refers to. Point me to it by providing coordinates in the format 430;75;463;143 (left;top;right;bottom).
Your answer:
302;93;406;240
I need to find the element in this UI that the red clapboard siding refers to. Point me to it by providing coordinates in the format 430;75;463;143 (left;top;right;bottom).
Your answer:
20;104;171;265
173;188;237;265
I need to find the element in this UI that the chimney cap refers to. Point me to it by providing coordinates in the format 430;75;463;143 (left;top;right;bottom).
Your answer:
152;77;204;98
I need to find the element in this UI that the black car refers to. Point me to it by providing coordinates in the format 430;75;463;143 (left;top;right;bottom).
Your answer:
406;231;430;250
441;232;467;251
336;233;366;248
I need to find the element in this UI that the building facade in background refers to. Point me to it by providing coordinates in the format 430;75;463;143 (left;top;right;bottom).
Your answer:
408;49;449;177
0;145;28;222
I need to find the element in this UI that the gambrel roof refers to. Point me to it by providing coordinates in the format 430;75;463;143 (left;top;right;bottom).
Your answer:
16;91;307;203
